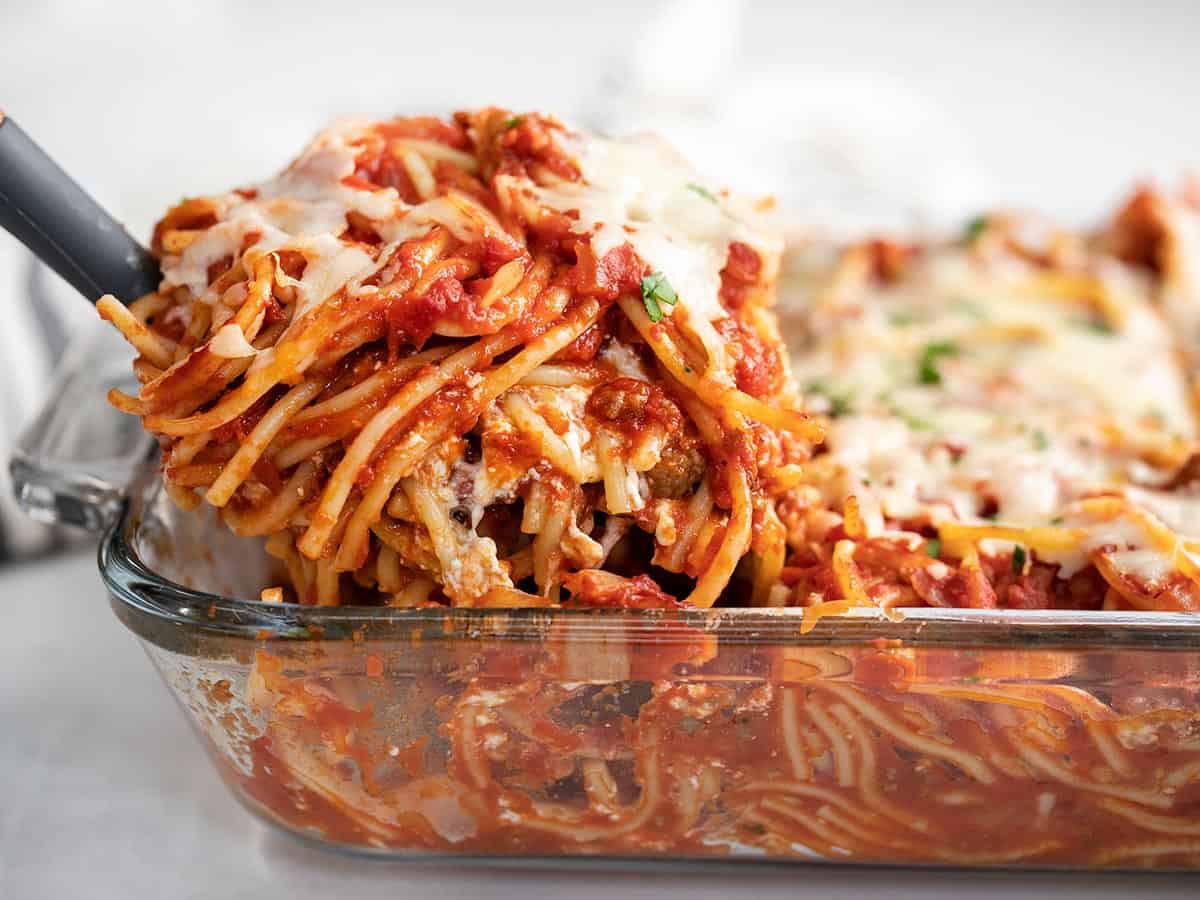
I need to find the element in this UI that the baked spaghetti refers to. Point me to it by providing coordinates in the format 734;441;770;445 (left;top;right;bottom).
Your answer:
778;184;1200;615
94;113;1200;865
100;110;1200;617
100;108;818;609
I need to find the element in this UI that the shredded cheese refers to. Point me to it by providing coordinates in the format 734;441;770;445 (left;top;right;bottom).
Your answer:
532;133;780;324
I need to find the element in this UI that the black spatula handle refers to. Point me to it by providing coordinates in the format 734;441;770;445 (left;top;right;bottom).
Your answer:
0;112;160;303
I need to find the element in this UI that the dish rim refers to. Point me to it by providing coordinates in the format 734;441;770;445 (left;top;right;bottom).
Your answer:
101;468;1200;650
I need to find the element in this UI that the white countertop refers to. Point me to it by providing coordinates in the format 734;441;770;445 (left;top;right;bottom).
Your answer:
3;547;1200;898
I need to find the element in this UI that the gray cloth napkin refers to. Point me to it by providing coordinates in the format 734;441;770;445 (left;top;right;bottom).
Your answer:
1;243;92;560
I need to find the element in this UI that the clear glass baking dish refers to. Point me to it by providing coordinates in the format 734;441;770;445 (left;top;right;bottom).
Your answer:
11;324;1200;869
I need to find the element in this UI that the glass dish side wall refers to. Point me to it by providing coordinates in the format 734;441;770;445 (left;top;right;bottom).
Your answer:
125;612;1200;867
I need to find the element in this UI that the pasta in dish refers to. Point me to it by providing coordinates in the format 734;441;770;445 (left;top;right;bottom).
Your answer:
100;109;1200;616
778;185;1200;615
95;108;1200;866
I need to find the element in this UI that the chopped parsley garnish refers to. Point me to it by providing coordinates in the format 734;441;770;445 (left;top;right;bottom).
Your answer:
925;538;941;559
828;394;854;418
876;389;934;430
1032;429;1049;451
917;341;959;385
952;298;986;321
501;116;522;130
1083;317;1115;335
1012;545;1027;573
1050;516;1065;525
804;378;854;418
640;271;678;323
964;215;989;243
892;407;934;431
686;183;717;203
888;310;919;327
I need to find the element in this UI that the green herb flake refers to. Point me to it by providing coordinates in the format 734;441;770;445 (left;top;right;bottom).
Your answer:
917;340;959;386
829;394;854;418
888;310;918;327
1032;429;1049;451
1083;317;1115;335
640;271;678;323
925;538;941;559
685;183;717;203
964;215;989;243
1012;545;1027;574
953;298;986;321
892;406;934;431
803;378;854;419
963;676;982;684
501;116;522;131
1050;516;1065;525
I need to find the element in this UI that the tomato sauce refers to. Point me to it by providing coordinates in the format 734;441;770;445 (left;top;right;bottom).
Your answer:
713;317;783;399
565;572;681;609
717;240;761;311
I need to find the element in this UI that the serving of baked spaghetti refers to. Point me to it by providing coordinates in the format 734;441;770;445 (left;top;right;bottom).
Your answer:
99;108;819;611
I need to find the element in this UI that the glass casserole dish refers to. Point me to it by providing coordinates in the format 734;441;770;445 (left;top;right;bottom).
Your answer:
12;325;1200;870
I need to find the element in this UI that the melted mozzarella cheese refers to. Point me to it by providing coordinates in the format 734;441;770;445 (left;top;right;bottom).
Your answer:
159;122;495;330
782;245;1199;541
160;120;774;343
277;236;377;323
163;122;400;308
1124;487;1200;537
1107;549;1174;584
208;322;258;358
532;133;781;324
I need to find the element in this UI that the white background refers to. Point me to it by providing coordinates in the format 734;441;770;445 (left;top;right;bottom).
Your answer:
3;1;1200;896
